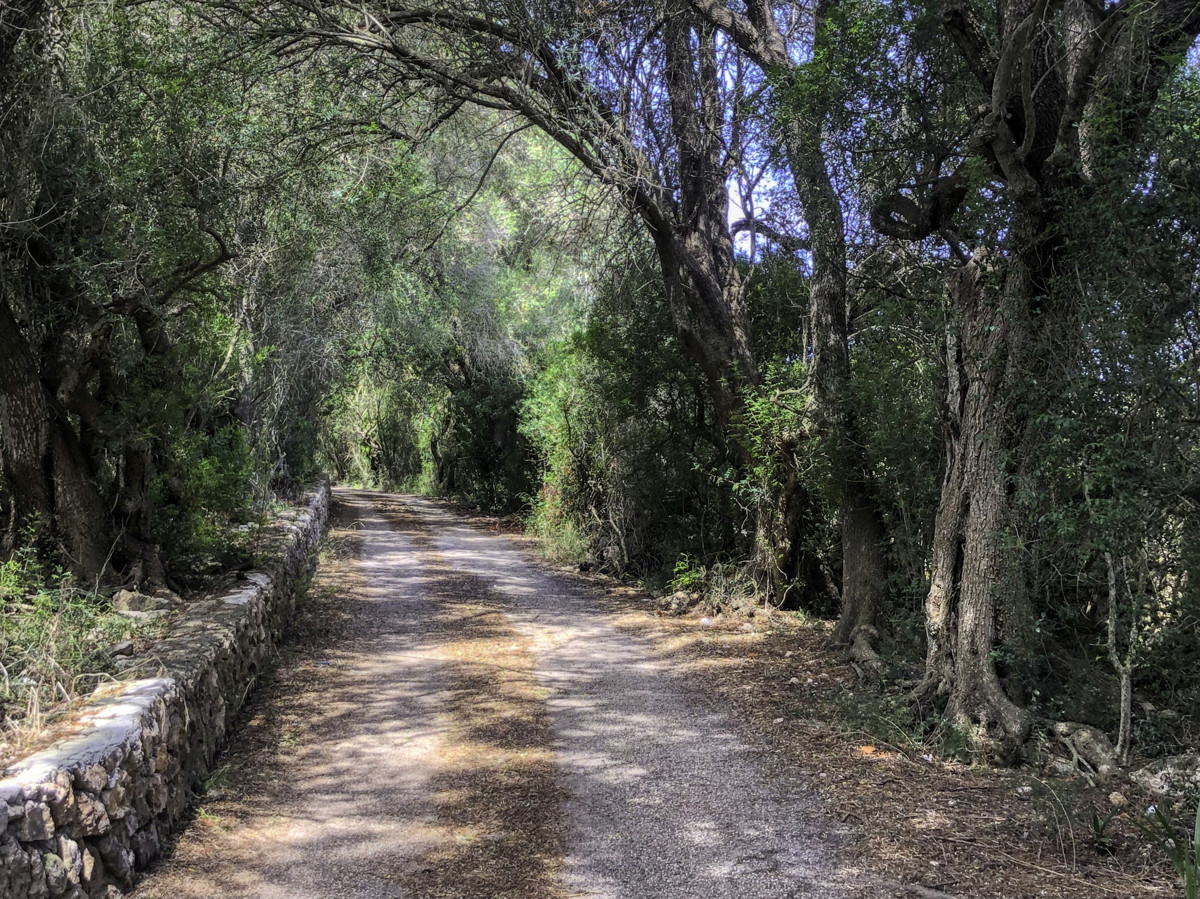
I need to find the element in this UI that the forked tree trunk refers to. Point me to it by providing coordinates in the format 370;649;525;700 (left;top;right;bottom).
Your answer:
864;0;1200;756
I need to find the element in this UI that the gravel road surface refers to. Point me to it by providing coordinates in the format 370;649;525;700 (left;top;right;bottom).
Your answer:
133;490;933;899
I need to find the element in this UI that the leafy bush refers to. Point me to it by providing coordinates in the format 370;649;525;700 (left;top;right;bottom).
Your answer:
521;263;741;578
156;424;259;569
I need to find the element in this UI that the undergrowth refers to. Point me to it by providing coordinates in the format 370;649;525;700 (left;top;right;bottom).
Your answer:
0;549;142;765
661;553;758;614
832;677;995;764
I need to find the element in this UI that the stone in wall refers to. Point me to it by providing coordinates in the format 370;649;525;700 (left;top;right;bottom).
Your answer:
0;482;331;899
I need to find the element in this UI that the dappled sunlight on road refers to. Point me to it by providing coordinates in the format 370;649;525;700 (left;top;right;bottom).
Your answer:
134;490;908;899
405;495;868;899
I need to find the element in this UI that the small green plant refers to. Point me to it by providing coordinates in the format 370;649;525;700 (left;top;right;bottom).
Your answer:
0;560;23;603
1091;806;1120;854
0;533;66;603
670;554;706;593
1128;801;1200;898
204;762;236;795
193;806;225;827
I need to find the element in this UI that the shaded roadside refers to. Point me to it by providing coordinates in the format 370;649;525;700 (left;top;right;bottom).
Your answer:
132;491;566;899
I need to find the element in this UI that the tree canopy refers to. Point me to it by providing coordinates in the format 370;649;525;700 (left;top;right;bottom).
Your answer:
2;0;1199;770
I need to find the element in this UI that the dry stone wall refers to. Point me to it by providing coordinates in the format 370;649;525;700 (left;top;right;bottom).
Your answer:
0;482;331;899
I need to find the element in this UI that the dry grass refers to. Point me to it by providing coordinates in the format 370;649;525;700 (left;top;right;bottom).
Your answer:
0;588;154;771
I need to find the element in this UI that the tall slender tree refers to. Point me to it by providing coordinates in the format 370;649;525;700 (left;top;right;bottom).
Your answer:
690;0;889;660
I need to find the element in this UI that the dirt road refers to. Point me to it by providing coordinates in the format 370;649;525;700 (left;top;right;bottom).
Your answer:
133;490;931;899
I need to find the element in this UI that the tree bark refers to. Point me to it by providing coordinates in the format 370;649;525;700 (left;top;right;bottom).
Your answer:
836;494;888;665
0;296;109;578
656;12;758;432
1105;552;1135;765
878;0;1200;755
911;260;1034;752
687;0;891;645
780;95;888;659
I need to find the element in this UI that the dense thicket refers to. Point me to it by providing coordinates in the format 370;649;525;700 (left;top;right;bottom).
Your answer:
2;0;1198;766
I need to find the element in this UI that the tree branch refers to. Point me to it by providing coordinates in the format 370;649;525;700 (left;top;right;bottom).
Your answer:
731;217;809;253
942;0;999;93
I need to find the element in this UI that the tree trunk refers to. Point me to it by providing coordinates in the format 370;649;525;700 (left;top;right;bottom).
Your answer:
119;441;165;586
835;493;887;666
0;296;109;578
882;0;1200;758
651;229;756;436
915;321;968;705
778;51;889;654
1105;552;1135;766
656;13;758;434
913;259;1034;754
687;0;892;630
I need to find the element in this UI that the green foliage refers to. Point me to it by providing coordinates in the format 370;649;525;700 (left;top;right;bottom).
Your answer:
736;257;943;618
1128;802;1200;898
848;292;942;614
1;585;133;736
521;256;742;577
0;541;132;741
0;0;371;586
1000;62;1200;726
156;425;258;567
1091;806;1121;854
0;540;67;606
434;367;534;512
670;555;707;593
0;0;1197;801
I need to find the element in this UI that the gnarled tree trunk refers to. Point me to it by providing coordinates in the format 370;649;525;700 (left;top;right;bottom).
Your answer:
914;260;1034;752
873;0;1200;755
0;296;109;578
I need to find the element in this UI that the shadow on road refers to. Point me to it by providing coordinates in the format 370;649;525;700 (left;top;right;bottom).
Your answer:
134;490;901;899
